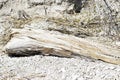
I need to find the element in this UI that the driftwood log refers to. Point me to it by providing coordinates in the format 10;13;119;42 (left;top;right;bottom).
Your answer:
4;29;120;64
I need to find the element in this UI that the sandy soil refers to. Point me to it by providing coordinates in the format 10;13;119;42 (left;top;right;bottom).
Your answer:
0;52;120;80
0;0;120;80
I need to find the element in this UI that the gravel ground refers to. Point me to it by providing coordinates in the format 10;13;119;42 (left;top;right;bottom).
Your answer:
0;52;120;80
0;0;120;80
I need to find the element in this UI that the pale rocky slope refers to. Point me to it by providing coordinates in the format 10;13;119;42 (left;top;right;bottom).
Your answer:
0;0;120;80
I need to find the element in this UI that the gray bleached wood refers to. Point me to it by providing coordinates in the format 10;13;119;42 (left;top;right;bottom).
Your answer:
4;29;120;64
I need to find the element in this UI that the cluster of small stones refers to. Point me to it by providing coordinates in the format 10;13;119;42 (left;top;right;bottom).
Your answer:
0;55;120;80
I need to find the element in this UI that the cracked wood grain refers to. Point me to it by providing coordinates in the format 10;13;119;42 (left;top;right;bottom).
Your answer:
4;29;120;64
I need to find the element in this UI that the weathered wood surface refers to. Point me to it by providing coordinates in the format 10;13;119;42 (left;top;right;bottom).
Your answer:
4;29;120;64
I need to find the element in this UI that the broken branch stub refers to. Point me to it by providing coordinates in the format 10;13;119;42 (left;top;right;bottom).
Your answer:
4;29;120;64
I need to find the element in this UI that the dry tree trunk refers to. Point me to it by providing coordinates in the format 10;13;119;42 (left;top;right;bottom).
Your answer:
3;29;120;64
